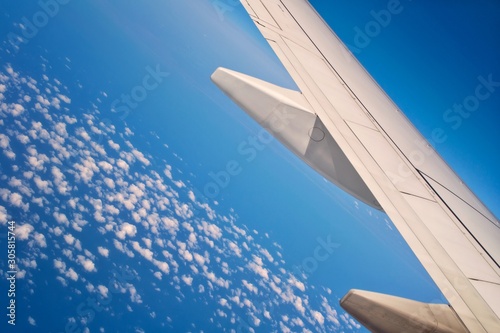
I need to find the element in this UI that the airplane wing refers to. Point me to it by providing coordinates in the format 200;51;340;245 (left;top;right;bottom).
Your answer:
210;1;500;332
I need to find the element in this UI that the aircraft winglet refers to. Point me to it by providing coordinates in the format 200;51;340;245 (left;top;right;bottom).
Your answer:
211;67;381;209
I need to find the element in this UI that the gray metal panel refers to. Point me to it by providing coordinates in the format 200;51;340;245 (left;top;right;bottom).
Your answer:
471;280;500;320
422;172;500;268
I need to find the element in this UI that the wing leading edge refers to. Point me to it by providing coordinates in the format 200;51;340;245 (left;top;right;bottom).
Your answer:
212;0;500;332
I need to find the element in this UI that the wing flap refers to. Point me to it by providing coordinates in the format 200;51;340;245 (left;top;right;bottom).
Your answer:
346;121;435;201
243;0;280;28
471;280;500;319
422;172;500;267
402;194;500;284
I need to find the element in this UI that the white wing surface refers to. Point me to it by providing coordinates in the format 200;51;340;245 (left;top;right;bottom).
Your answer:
211;1;500;332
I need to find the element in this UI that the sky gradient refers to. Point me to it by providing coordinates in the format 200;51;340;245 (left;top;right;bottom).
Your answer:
0;1;499;332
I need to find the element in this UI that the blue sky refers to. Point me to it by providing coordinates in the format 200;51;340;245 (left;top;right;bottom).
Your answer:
0;1;499;332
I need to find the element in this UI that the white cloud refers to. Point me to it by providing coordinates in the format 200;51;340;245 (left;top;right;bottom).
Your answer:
116;159;129;172
94;211;106;223
260;248;274;263
64;234;75;245
321;296;340;326
173;180;185;188
76;128;91;141
57;94;71;104
193;252;206;266
247;261;269;280
0;205;7;225
98;246;109;257
242;280;258;294
36;95;50;107
16;224;34;240
104;177;115;189
129;184;144;198
127;284;142;304
9;192;23;207
288;277;305;292
105;204;119;215
0;133;10;149
200;221;222;239
54;122;68;137
66;268;78;281
64;115;77;124
311;310;324;326
77;255;96;272
27;155;45;170
34;233;47;247
53;212;69;226
108;139;120;151
97;285;109;298
163;165;172;179
16;134;30;144
116;222;137;239
132;149;150;166
33;176;53;194
293;296;306;314
74;157;98;183
142;237;152;249
131;241;153;261
54;259;78;281
52;226;63;236
52;97;61;109
181;275;193;286
52;166;70;195
180;248;193;262
153;259;170;274
162;217;179;234
228;241;242;257
10;103;25;116
98;161;113;173
55;276;67;287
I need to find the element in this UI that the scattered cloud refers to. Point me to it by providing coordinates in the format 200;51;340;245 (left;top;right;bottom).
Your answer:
0;63;351;333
